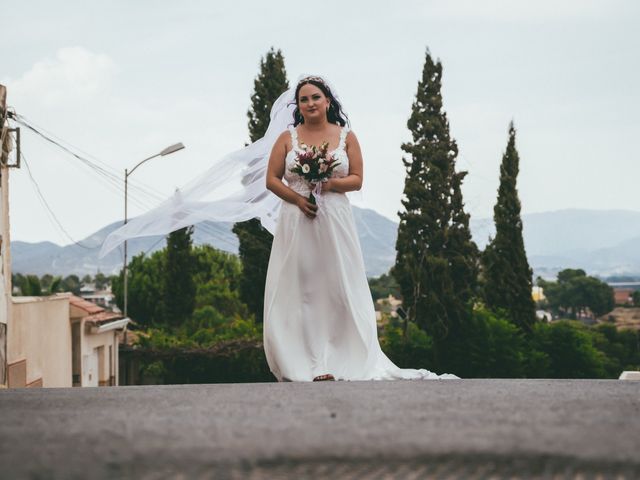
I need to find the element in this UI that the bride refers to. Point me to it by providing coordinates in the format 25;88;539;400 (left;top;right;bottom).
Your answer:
262;76;458;381
99;74;459;382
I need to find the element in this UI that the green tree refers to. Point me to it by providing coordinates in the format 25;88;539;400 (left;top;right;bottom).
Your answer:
232;47;288;323
61;275;81;295
633;290;640;306
461;307;526;378
113;250;166;327
113;242;249;331
12;273;25;294
392;49;478;369
381;306;526;378
381;319;434;370
590;323;640;377
539;269;614;318
246;47;289;143
21;275;42;296
40;274;54;292
368;272;402;301
94;272;108;290
526;320;607;378
164;226;196;327
557;268;586;284
481;122;536;333
192;245;250;319
49;276;62;294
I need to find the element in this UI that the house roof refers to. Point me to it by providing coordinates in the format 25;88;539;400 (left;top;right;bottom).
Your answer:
68;295;128;328
85;310;124;325
614;290;633;303
69;295;104;315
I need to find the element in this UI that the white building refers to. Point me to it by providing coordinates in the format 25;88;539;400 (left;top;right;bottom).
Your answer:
1;86;129;388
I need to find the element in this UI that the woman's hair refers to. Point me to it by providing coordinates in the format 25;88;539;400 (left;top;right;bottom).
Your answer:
292;78;349;127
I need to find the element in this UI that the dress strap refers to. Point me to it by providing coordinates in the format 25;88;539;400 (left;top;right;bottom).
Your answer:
337;125;350;151
288;125;300;151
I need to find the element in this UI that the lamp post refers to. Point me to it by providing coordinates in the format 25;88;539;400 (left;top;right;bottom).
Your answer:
123;142;185;317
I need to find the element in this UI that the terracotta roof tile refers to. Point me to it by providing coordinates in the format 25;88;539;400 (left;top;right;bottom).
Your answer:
69;295;104;314
85;311;124;325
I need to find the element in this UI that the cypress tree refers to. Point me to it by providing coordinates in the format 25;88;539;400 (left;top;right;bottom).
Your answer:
482;121;536;333
232;48;288;323
164;225;195;327
393;50;478;351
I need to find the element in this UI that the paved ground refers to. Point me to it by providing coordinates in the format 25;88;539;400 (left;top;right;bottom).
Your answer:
1;379;639;479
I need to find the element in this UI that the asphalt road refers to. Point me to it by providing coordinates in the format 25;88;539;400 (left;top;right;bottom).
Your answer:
1;379;639;479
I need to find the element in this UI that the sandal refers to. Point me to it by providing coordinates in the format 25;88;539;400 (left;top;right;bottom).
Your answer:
313;374;335;381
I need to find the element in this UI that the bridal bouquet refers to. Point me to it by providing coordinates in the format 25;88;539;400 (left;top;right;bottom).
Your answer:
289;141;341;205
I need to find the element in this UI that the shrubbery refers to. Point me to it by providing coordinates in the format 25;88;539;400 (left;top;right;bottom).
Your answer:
379;307;639;379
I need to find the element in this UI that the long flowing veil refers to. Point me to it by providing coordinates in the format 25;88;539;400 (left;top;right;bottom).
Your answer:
99;74;359;258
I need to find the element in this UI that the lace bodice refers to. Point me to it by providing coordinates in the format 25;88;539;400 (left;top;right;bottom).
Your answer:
284;125;350;196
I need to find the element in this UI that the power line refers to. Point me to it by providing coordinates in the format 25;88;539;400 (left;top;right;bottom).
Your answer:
21;151;100;250
10;113;169;209
18;139;236;254
10;113;247;255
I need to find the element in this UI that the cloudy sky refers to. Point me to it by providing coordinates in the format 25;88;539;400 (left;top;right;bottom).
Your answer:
2;0;639;245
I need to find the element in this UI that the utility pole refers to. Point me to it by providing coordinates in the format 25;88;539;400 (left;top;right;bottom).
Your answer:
0;84;12;387
0;85;22;388
122;143;184;318
124;167;128;317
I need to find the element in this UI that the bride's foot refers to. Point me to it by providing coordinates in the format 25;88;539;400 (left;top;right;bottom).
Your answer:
313;374;335;381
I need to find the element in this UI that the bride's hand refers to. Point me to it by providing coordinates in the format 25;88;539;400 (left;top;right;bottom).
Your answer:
320;178;334;193
296;195;318;219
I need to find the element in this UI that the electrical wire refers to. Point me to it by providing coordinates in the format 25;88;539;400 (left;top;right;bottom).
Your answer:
21;151;100;250
11;113;168;208
11;114;240;254
21;150;235;257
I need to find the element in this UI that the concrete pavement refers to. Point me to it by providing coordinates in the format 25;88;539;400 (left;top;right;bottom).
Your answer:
1;379;639;479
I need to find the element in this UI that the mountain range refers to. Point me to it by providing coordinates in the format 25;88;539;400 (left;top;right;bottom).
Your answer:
11;208;640;279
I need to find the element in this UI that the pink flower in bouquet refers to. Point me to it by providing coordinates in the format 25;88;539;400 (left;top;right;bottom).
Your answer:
289;141;341;205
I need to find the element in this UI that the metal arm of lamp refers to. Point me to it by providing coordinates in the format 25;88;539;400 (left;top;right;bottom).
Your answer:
123;142;185;318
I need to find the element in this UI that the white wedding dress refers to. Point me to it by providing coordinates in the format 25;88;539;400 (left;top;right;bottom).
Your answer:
263;125;460;382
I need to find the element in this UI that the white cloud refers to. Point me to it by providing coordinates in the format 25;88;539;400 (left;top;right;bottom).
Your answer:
6;47;117;108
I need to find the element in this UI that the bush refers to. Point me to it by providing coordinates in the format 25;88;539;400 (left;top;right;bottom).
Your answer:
381;318;435;369
381;307;526;378
590;323;640;377
462;307;526;378
122;339;274;384
526;320;607;378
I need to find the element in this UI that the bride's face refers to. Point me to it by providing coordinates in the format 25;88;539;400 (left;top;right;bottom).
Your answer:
298;84;330;122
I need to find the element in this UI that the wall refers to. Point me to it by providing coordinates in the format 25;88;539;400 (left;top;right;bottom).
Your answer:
83;327;118;386
9;295;72;387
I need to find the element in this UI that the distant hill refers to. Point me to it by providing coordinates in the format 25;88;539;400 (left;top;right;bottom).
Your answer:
11;206;399;278
11;208;640;279
471;209;640;278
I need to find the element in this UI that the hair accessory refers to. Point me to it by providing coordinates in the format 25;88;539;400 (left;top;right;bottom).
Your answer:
297;75;328;87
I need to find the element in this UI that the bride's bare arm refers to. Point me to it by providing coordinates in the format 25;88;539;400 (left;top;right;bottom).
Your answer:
321;131;363;193
266;131;318;218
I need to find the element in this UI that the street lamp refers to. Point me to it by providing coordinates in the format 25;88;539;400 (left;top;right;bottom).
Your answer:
123;142;185;317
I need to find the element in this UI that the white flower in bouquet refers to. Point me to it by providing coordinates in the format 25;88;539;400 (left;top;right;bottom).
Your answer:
289;141;341;205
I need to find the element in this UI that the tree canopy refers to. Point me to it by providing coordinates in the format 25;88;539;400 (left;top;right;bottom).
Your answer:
232;47;289;323
538;269;614;318
482;122;536;333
